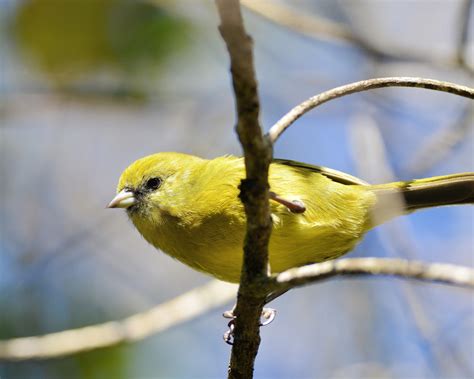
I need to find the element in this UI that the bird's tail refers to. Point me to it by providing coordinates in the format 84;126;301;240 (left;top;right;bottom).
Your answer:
368;173;474;226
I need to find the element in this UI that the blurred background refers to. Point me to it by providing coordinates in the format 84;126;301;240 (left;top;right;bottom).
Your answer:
0;0;473;378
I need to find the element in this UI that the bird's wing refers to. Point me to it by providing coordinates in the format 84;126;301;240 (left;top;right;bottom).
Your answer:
273;159;369;186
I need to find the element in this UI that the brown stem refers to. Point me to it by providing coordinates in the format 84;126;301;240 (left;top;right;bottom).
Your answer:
272;258;474;291
215;1;273;378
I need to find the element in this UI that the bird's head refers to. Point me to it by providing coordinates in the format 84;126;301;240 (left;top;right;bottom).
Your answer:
107;152;204;221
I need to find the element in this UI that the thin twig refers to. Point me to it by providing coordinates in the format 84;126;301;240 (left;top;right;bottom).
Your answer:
0;280;237;361
273;258;474;291
405;105;474;176
215;1;273;378
241;0;470;68
456;0;473;69
241;0;382;57
349;113;473;375
267;77;474;143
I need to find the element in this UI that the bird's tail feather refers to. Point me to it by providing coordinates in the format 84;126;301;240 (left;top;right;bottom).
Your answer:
368;173;474;226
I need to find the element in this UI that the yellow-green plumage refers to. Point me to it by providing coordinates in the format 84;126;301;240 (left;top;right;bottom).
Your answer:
111;152;473;283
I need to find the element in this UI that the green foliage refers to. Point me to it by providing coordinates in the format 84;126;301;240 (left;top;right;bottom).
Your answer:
13;0;190;90
0;287;130;379
0;345;129;379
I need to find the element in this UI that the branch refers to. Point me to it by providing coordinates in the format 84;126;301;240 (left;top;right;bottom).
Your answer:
267;77;474;143
405;105;474;176
241;0;469;68
240;0;373;52
3;257;469;361
0;280;236;361
456;0;473;69
215;1;273;378
272;258;474;291
349;117;473;374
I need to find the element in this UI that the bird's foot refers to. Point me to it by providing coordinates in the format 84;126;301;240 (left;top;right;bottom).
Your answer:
223;319;235;345
222;307;277;345
260;308;277;325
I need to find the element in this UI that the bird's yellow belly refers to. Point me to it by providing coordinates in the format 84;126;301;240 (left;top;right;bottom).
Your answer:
132;187;373;283
148;218;366;283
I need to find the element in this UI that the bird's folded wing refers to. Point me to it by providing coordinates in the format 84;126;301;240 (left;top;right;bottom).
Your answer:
273;159;369;186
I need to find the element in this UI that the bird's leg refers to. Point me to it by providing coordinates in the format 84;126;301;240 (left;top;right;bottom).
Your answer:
269;191;306;213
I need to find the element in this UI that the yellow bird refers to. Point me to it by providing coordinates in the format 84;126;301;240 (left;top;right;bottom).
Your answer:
108;152;473;283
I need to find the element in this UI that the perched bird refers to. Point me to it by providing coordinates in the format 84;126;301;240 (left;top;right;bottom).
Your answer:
108;152;473;283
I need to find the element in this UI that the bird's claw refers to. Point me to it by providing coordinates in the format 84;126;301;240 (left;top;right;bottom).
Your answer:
223;319;235;345
222;307;277;345
223;309;234;319
260;307;276;326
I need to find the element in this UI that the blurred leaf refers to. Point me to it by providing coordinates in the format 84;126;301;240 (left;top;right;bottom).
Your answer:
76;345;129;379
108;1;189;72
14;0;115;80
13;0;191;92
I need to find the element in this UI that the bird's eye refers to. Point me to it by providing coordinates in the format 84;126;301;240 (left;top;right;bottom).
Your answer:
144;177;162;191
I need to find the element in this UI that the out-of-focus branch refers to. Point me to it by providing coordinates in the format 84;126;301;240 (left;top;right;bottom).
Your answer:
241;0;471;68
215;1;273;378
241;0;383;58
0;280;237;361
405;105;474;176
2;256;471;362
349;112;473;376
267;77;474;143
272;258;474;291
456;0;473;69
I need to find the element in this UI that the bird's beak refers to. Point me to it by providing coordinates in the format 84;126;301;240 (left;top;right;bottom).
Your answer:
107;189;137;209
